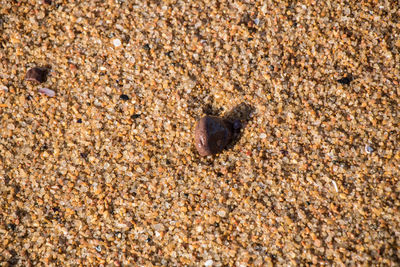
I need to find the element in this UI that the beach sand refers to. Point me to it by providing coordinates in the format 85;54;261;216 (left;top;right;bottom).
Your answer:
0;0;399;265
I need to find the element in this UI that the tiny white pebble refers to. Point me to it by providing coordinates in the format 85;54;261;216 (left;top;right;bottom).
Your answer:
253;18;260;25
260;133;267;139
217;210;226;217
204;259;213;267
113;38;122;47
38;88;55;97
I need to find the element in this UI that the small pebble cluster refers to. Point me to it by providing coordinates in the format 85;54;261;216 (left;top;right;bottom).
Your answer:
1;0;399;266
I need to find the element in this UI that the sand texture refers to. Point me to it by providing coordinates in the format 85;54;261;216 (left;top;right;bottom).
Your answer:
1;0;400;266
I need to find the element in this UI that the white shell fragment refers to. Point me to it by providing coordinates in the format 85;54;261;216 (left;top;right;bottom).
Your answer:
38;87;56;97
113;38;122;47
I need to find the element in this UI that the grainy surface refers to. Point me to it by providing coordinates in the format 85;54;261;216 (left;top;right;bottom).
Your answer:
1;0;400;266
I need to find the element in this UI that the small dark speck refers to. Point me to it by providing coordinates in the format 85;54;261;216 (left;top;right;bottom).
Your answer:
80;152;88;158
95;245;101;252
143;44;150;50
214;222;220;227
120;94;129;100
52;207;60;213
130;114;140;119
146;237;152;242
165;51;174;57
7;223;16;231
337;76;353;85
41;144;48;150
26;95;33;100
248;38;253;41
77;118;82;123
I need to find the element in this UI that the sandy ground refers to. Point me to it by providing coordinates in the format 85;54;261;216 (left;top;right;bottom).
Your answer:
0;0;399;266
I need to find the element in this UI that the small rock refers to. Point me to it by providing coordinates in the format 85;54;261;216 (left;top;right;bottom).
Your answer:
217;210;226;217
130;114;140;119
194;116;232;156
38;88;55;97
204;259;214;267
120;94;129;100
26;67;48;83
113;38;122;47
337;76;353;85
365;144;374;154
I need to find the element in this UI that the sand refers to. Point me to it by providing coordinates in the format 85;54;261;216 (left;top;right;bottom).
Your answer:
0;0;399;266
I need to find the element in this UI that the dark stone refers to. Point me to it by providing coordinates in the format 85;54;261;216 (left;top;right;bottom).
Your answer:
7;223;16;231
194;116;232;156
25;67;48;83
143;44;150;51
130;114;140;119
120;94;129;100
337;76;353;85
77;118;82;123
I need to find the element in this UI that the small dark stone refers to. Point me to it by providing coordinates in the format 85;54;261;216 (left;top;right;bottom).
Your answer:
44;0;52;4
80;152;88;158
120;94;129;100
26;95;33;101
130;114;140;119
7;223;16;231
143;44;150;51
52;207;60;212
194;116;232;156
214;222;220;227
337;76;353;85
41;144;48;150
77;118;82;123
25;67;48;83
146;237;152;242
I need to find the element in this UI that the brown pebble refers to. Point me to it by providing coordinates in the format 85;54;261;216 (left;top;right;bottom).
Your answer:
194;116;232;156
25;67;48;83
